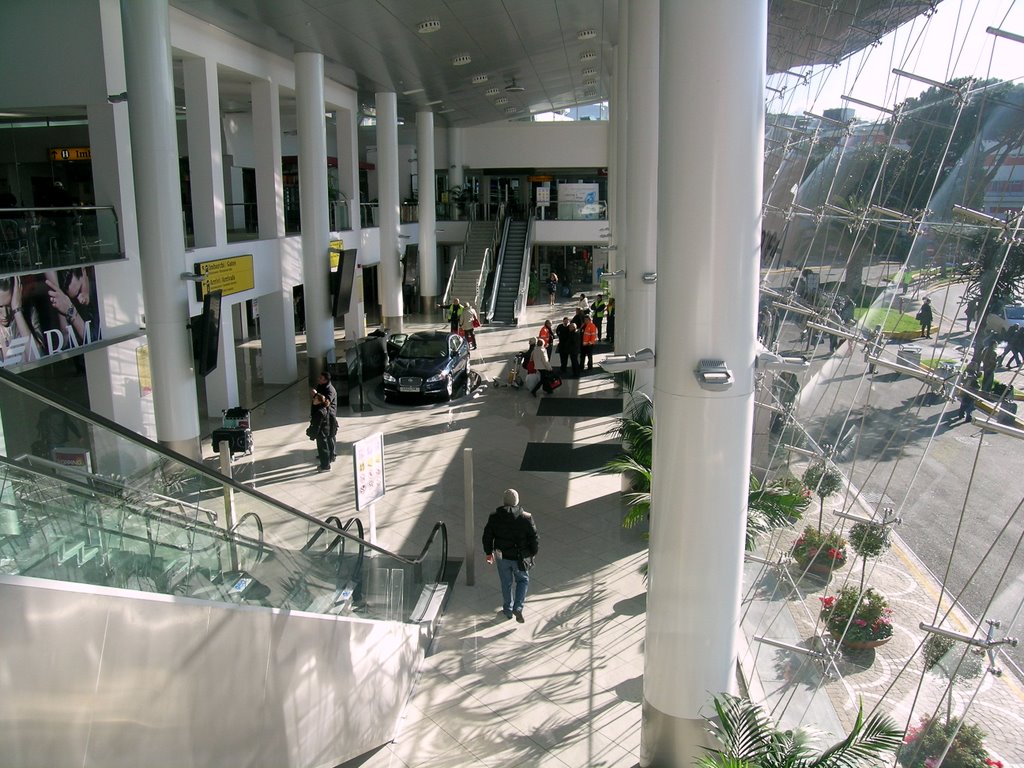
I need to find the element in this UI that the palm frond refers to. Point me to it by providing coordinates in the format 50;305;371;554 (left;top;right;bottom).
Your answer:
809;702;903;767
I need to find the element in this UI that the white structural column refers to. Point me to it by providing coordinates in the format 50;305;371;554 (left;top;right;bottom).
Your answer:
449;127;465;194
417;111;438;311
296;52;334;372
376;92;403;331
641;1;766;766
612;12;628;354
623;0;658;393
336;106;366;338
606;47;619;278
119;0;201;458
251;77;297;384
182;56;226;248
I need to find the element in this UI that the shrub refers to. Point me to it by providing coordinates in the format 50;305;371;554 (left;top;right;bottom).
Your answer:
897;716;999;768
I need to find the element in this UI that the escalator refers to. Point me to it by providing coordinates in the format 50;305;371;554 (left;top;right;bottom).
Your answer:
0;367;450;768
491;218;529;325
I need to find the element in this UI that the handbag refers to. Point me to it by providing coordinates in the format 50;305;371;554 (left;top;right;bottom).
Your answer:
517;556;534;572
472;317;481;328
305;425;317;440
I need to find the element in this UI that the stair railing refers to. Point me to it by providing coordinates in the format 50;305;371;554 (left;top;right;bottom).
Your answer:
442;221;473;306
512;216;536;326
486;216;512;322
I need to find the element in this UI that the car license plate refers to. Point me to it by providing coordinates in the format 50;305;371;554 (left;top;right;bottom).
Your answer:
400;385;420;393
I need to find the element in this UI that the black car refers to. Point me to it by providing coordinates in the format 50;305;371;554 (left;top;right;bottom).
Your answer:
382;331;471;401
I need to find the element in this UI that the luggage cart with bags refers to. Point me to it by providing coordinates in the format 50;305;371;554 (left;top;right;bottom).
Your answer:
212;407;253;457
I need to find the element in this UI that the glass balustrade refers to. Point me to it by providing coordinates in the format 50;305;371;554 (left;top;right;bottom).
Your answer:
0;207;123;273
0;367;447;623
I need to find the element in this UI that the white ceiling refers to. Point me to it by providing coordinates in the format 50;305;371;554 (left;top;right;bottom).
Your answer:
169;0;937;127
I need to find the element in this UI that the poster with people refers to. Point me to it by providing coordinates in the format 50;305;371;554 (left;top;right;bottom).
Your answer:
0;266;102;367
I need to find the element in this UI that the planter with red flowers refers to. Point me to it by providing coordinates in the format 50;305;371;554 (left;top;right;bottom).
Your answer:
819;585;894;651
898;715;1004;768
791;525;848;578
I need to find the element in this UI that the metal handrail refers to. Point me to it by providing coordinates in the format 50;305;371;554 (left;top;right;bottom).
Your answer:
513;216;536;324
486;217;512;322
0;365;448;581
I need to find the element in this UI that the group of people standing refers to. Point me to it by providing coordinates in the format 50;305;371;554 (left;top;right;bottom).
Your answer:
441;297;480;350
525;292;614;395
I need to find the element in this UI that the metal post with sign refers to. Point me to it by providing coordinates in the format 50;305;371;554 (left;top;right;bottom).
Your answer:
353;432;386;545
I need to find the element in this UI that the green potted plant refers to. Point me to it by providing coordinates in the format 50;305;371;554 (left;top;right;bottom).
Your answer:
897;716;1002;768
791;524;848;576
699;693;903;767
849;521;891;591
819;585;894;650
802;460;843;532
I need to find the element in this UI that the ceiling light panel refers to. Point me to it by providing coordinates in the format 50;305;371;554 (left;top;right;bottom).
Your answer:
582;67;597;77
485;87;500;96
579;50;597;62
451;54;472;66
577;29;597;40
472;74;489;84
494;96;508;105
417;19;441;34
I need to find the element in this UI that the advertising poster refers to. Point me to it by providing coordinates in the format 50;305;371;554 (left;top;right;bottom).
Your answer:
0;265;102;368
556;182;601;220
353;432;386;511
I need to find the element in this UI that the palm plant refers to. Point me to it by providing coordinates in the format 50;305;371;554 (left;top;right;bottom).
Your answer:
700;694;904;768
603;392;653;529
746;475;810;550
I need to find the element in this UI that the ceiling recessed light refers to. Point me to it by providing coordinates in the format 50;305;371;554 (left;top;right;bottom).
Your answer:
583;77;597;86
438;107;455;113
577;29;597;40
472;74;489;84
495;96;508;105
426;99;443;106
582;67;597;77
451;54;472;67
505;106;518;114
505;79;525;93
584;87;598;97
485;87;500;96
579;50;597;62
417;19;441;34
401;87;425;95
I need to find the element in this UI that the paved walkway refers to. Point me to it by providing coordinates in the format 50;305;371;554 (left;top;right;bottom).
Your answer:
213;289;1023;767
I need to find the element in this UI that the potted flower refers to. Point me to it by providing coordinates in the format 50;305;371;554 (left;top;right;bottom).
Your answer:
898;716;1002;768
791;524;848;576
819;585;894;650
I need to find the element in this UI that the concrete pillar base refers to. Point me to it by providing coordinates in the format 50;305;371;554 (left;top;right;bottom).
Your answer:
640;700;712;768
383;315;405;334
161;436;202;463
420;295;439;316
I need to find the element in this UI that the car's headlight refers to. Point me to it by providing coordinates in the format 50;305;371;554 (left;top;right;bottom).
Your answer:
383;372;396;383
426;373;444;383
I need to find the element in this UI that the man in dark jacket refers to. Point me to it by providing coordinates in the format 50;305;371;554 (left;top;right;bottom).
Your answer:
917;297;933;338
482;488;539;623
313;371;339;463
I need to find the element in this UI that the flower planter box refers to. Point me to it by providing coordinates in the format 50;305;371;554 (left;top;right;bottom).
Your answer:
833;633;893;651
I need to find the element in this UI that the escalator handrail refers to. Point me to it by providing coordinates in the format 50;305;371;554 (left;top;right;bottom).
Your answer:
0;365;445;574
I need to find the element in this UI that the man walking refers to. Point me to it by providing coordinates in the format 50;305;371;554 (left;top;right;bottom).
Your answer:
917;297;933;339
483;489;539;623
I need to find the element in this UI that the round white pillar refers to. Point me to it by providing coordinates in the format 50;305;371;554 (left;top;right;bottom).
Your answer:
449;127;465;192
296;52;333;373
623;0;658;395
120;0;201;457
376;92;403;331
417;111;438;310
641;1;766;766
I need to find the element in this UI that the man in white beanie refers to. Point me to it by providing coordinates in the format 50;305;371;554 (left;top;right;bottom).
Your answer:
482;488;539;623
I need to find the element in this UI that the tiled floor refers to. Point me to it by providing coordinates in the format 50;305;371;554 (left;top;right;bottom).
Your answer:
213;300;648;767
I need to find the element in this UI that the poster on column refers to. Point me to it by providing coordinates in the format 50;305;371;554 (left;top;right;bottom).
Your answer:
0;266;102;368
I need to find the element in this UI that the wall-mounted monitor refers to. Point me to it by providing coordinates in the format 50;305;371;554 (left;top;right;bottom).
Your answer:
331;249;358;317
196;289;222;377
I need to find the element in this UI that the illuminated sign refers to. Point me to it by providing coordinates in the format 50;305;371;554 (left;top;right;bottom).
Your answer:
49;147;91;161
194;254;255;299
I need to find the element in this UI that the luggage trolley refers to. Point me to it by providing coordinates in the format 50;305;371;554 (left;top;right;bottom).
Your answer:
492;351;525;389
212;407;254;457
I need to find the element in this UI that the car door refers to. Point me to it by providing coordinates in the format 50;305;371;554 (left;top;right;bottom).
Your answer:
448;334;469;381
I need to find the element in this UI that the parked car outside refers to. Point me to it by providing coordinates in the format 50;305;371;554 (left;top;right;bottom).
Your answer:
382;331;471;401
985;305;1024;333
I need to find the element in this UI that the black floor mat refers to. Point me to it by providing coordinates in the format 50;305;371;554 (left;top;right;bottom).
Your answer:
520;442;622;472
536;397;623;417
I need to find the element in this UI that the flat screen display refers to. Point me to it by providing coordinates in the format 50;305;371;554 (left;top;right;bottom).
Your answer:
331;249;357;317
196;289;222;377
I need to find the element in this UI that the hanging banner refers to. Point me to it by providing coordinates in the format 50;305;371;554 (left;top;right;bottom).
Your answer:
0;266;102;368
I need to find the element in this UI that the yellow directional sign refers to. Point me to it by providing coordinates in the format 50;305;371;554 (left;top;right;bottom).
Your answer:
195;254;255;298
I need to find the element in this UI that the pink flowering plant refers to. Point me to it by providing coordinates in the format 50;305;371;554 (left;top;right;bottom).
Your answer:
897;715;1000;768
791;525;848;570
819;585;893;644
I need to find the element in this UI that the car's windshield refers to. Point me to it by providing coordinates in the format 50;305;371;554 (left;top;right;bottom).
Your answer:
399;337;448;359
1005;306;1024;320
